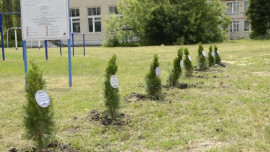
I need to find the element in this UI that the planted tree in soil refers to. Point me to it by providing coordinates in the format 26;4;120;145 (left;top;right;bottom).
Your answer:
197;43;208;70
104;54;120;120
184;48;194;77
214;45;221;64
145;55;162;100
208;45;215;67
23;62;55;149
167;48;183;87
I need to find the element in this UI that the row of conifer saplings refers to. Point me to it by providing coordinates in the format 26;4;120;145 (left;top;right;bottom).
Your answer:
23;44;221;150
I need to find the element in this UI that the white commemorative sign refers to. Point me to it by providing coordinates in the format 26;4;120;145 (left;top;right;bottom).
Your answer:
21;0;69;40
35;90;50;108
155;67;161;77
188;56;192;61
110;75;119;89
180;60;184;68
202;51;206;57
211;52;215;57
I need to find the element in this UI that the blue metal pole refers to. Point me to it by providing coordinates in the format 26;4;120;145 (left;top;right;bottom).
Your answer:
83;34;85;56
45;40;48;60
23;41;28;85
72;33;74;57
59;40;62;56
0;13;5;61
68;0;72;86
22;41;25;60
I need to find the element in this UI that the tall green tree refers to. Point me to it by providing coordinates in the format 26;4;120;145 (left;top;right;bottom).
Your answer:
145;55;162;100
167;48;183;87
24;62;55;149
197;44;208;70
1;0;14;41
104;55;120;120
208;45;215;67
247;0;270;38
184;48;193;77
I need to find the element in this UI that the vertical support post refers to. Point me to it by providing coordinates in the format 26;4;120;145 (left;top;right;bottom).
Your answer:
22;41;25;60
38;40;40;50
83;34;85;56
72;33;74;57
68;0;72;86
59;40;62;56
45;40;48;61
7;29;9;48
23;41;28;85
0;13;5;61
15;29;18;50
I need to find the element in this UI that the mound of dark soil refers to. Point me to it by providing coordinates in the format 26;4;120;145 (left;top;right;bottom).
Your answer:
124;92;147;103
84;110;130;126
9;142;79;152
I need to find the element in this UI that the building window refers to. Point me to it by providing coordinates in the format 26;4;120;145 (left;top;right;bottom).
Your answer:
70;9;80;17
227;2;239;14
88;8;102;33
230;21;239;32
244;20;250;31
109;6;119;14
70;9;80;33
244;1;249;12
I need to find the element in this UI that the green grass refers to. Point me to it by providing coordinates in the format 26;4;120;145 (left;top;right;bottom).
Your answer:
0;40;270;151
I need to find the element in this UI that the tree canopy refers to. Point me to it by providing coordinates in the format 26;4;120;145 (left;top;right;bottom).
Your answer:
247;0;270;38
104;0;230;45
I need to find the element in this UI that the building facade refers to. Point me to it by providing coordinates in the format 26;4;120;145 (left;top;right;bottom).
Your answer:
69;0;250;45
223;0;250;39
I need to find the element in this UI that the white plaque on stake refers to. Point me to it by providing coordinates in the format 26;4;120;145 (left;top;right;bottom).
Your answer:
211;52;215;57
188;56;192;61
20;0;69;40
110;75;119;89
217;50;220;55
35;90;50;108
155;67;161;77
180;60;184;68
202;51;206;57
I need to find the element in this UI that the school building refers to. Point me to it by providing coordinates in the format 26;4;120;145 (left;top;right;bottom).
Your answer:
69;0;250;45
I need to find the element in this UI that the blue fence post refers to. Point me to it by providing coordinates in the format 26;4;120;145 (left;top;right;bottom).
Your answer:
68;0;72;86
83;34;85;56
59;40;62;56
45;40;48;60
0;13;5;61
72;33;74;57
23;41;28;85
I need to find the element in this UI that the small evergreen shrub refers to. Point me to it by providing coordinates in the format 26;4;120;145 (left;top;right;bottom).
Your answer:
197;43;208;70
167;48;183;87
145;55;162;100
184;48;193;77
23;62;55;149
214;45;221;64
208;45;215;67
104;54;120;120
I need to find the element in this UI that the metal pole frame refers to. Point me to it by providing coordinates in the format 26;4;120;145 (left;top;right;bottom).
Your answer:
45;40;48;60
23;41;28;85
83;34;85;56
59;40;62;56
0;13;5;61
68;0;72;86
72;33;74;57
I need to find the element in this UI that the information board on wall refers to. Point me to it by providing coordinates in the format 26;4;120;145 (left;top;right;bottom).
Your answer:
21;0;70;40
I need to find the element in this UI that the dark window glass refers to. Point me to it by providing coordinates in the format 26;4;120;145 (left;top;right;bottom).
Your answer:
88;18;93;32
95;18;101;32
73;22;80;33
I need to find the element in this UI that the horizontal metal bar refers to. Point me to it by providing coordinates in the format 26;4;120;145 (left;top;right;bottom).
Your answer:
1;12;21;15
